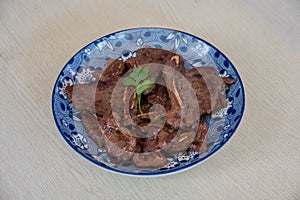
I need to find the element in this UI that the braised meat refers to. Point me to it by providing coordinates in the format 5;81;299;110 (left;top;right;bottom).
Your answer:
81;111;105;148
95;59;127;118
184;67;234;115
133;152;167;168
125;48;184;73
163;128;196;154
65;81;98;113
189;121;208;152
65;47;236;168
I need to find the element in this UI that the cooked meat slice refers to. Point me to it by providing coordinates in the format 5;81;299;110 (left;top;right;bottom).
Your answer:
143;129;175;152
146;84;171;109
185;67;236;115
184;68;211;116
213;94;228;113
162;64;199;129
163;129;195;154
65;69;102;101
125;48;185;73
189;121;208;152
172;72;199;127
162;66;181;129
94;80;116;117
135;48;184;69
98;116;136;163
105;137;134;164
80;111;105;148
133;152;167;168
129;83;170;127
95;59;128;118
65;82;98;113
98;117;137;151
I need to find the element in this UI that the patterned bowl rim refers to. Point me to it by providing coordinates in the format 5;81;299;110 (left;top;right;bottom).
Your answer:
52;27;245;177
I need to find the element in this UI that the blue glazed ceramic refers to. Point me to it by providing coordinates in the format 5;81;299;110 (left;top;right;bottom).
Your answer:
52;28;245;176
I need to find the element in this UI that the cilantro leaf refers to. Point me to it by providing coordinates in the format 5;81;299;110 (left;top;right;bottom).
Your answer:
122;67;154;113
138;67;148;82
129;67;142;80
122;77;137;87
136;78;154;96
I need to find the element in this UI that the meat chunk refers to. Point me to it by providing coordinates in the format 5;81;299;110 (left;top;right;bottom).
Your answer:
95;59;127;118
80;111;105;148
125;47;185;73
189;121;208;152
143;129;175;152
98;117;136;151
163;129;195;154
162;64;199;129
185;67;235;115
133;152;167;168
65;81;98;113
146;84;171;110
162;67;181;131
105;137;134;164
137;48;183;65
98;117;136;163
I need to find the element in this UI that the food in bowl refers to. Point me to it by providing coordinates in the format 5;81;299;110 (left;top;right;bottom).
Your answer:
65;47;236;168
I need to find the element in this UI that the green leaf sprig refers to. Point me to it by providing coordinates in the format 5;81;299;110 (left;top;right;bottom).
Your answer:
122;67;154;113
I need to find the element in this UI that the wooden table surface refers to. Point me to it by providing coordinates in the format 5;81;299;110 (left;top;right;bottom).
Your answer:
1;0;299;199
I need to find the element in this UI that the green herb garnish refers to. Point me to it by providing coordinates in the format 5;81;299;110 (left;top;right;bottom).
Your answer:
122;67;154;113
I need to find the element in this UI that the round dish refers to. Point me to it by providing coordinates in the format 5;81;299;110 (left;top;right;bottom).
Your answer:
52;27;245;176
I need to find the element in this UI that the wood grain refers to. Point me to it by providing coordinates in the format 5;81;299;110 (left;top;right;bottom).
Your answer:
0;0;299;199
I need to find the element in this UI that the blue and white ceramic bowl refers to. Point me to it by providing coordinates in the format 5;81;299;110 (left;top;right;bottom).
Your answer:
52;28;245;176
